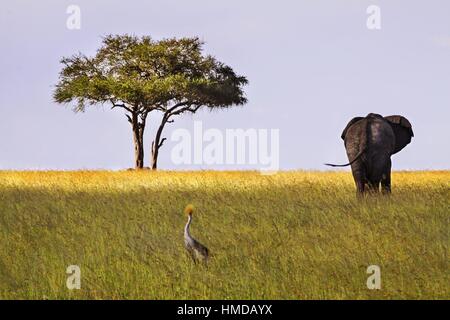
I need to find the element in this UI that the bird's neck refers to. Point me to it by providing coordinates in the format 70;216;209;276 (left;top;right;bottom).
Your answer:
184;214;192;238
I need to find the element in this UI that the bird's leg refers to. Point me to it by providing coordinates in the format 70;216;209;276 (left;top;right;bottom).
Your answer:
184;250;195;264
190;252;197;264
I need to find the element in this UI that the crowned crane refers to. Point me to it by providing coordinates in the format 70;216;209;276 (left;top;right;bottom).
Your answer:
184;204;209;264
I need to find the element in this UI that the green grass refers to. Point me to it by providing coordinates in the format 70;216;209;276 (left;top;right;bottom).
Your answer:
0;171;448;299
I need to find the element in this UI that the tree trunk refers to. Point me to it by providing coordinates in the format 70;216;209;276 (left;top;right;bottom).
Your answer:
131;113;146;169
151;115;169;170
150;141;158;170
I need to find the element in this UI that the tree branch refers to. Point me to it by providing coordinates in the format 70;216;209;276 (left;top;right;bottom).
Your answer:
158;138;167;148
110;99;133;113
166;101;190;113
168;103;202;117
139;110;148;122
188;105;202;113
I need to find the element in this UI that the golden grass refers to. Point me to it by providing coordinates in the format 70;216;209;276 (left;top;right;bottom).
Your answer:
0;170;448;299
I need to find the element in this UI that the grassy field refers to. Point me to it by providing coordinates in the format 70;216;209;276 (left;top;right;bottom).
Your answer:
0;170;448;300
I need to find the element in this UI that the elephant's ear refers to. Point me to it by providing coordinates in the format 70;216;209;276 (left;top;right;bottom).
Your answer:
341;117;364;140
384;115;414;137
385;115;414;154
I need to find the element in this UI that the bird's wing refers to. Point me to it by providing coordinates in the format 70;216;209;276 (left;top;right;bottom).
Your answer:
192;238;208;256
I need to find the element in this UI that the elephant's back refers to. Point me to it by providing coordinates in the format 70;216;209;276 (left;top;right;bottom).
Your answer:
344;119;367;158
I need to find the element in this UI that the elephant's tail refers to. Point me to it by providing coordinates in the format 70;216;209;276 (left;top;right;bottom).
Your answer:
324;148;366;167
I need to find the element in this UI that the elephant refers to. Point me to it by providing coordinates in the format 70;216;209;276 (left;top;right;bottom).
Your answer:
326;113;414;195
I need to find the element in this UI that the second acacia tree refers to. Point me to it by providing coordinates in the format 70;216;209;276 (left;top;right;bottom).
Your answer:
54;35;248;169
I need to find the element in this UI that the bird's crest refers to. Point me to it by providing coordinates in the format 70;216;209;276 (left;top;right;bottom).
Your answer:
184;204;194;215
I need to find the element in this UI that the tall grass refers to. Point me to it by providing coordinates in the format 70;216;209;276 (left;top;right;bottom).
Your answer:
0;171;448;299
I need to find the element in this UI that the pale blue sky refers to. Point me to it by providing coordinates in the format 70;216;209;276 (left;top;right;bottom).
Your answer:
0;0;449;170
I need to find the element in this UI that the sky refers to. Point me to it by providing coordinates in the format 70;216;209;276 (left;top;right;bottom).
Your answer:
0;0;449;171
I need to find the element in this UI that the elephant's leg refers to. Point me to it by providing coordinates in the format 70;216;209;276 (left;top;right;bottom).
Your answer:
366;174;380;193
368;181;380;193
356;180;365;195
381;158;392;194
351;161;366;196
368;154;391;194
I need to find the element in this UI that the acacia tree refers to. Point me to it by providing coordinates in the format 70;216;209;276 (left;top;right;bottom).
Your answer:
54;35;248;169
